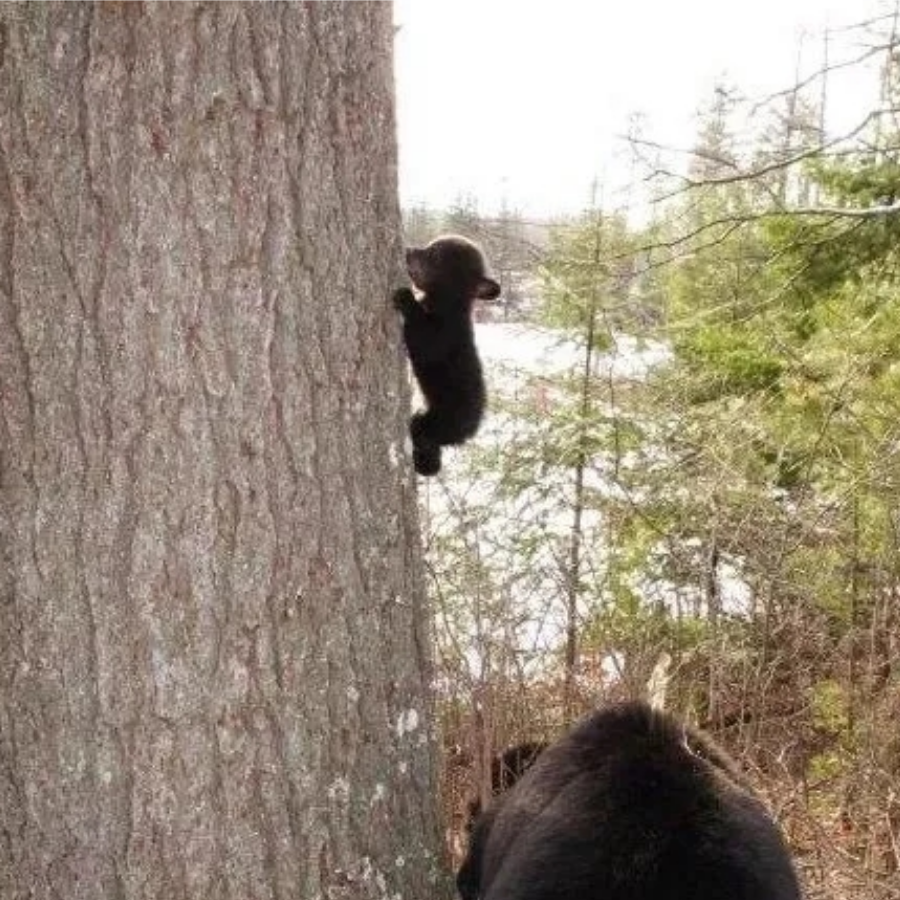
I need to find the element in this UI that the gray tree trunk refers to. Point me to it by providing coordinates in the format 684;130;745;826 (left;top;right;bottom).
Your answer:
0;4;443;898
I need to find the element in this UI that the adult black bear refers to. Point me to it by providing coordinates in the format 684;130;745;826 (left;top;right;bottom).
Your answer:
457;701;800;900
393;235;500;476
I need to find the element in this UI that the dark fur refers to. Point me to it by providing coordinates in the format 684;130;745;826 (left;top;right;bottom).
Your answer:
491;741;549;796
457;701;800;900
393;235;500;476
467;742;549;832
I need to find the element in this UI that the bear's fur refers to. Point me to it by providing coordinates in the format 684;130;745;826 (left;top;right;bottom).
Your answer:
466;742;549;835
394;235;500;476
457;701;800;900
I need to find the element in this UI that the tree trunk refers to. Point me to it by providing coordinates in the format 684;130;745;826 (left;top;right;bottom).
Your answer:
0;4;443;898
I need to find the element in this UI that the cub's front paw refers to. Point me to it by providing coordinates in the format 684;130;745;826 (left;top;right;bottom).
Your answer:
392;287;415;311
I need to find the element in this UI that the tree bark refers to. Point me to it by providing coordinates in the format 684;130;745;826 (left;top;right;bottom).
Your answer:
0;3;442;898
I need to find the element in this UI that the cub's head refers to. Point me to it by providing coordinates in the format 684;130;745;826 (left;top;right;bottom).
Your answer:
406;235;501;302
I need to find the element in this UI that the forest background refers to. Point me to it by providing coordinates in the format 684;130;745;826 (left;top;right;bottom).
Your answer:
404;9;900;900
1;4;898;898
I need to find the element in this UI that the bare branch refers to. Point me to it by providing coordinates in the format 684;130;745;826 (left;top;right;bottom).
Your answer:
748;41;895;116
647;108;900;203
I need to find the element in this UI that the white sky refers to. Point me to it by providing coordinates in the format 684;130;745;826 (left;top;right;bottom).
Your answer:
394;0;890;217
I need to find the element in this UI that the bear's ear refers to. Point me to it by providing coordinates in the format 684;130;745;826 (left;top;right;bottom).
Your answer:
476;277;501;301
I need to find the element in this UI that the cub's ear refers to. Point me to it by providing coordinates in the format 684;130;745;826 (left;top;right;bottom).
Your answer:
476;277;501;301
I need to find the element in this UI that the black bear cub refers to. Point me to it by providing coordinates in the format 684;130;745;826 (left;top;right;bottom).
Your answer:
458;701;800;900
393;235;500;476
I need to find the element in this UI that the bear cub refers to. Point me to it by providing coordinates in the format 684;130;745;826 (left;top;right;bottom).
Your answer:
457;701;800;900
393;235;500;476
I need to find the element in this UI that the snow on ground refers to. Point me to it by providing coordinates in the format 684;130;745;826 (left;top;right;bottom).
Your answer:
420;321;679;679
420;321;751;684
475;322;670;380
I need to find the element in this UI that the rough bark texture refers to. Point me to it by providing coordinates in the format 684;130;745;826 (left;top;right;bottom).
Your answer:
0;4;442;898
